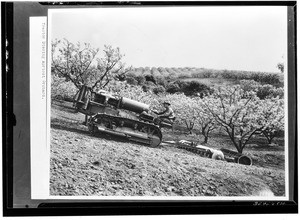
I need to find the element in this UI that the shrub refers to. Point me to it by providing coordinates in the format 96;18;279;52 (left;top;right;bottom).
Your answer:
252;72;282;86
126;77;138;85
191;71;205;78
240;80;260;92
143;67;151;75
257;84;284;99
142;85;151;92
256;84;274;99
173;80;187;88
166;83;181;94
145;75;157;84
240;80;284;100
51;74;78;101
177;72;191;79
125;71;137;78
153;85;166;94
203;70;214;78
221;70;233;79
151;67;161;78
239;71;253;80
181;81;212;96
135;75;146;85
271;87;284;99
157;67;170;77
134;67;145;76
156;76;167;87
144;81;156;87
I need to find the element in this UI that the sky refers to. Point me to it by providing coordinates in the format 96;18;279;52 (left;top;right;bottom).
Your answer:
50;6;287;72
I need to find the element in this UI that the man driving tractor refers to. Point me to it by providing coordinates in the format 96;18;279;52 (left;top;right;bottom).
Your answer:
152;101;175;125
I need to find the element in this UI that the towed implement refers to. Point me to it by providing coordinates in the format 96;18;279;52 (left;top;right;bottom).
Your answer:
176;140;252;165
73;86;172;147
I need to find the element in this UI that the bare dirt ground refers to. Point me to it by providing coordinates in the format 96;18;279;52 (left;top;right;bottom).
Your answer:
50;101;285;197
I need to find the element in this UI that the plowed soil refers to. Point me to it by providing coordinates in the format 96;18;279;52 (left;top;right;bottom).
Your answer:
50;101;285;197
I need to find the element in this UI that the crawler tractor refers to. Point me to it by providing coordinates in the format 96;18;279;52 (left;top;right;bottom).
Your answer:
73;86;173;147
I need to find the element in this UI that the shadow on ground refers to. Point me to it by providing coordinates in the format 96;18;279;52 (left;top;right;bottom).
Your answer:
51;119;144;146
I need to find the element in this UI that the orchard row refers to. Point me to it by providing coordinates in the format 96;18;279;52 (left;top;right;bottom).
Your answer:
108;82;284;154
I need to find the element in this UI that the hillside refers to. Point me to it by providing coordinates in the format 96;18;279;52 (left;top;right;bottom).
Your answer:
180;77;239;87
128;67;283;85
50;101;285;197
52;66;284;102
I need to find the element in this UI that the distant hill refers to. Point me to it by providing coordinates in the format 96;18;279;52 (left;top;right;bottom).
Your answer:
180;77;239;88
126;67;284;89
127;67;284;92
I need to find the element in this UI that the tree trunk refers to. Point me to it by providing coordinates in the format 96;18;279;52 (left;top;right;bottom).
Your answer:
262;131;273;144
201;128;208;143
267;137;274;144
233;137;243;153
203;136;208;143
238;148;243;154
85;115;89;125
185;120;194;134
226;129;242;153
238;140;243;153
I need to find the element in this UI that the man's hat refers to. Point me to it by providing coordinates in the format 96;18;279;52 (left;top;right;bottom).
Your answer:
163;101;171;106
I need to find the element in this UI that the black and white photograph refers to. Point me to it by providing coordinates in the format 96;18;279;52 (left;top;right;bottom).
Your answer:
48;6;288;199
